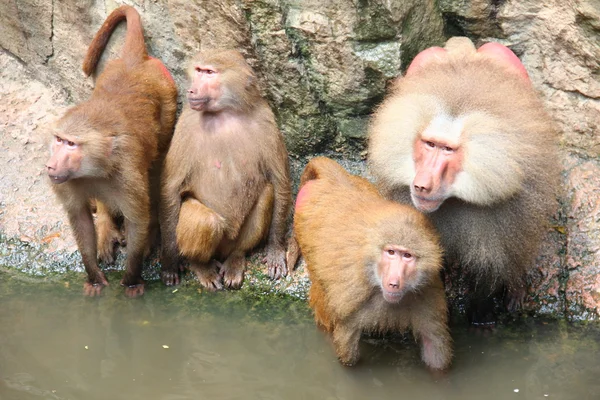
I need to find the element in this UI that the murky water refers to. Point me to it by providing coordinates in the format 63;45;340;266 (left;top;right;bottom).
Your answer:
0;276;598;400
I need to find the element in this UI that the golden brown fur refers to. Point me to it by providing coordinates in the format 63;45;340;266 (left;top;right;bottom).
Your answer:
94;200;125;264
292;157;451;369
160;50;291;290
176;198;226;262
368;37;559;317
46;5;177;297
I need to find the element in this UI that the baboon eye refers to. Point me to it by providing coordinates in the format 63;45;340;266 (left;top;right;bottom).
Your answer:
66;141;78;149
425;141;435;148
402;252;413;260
55;136;62;143
387;249;396;256
442;146;455;153
195;67;216;75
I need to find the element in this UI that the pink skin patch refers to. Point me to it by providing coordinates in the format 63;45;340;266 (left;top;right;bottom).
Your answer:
405;42;529;82
295;180;315;212
411;137;463;212
214;160;221;169
149;56;175;84
477;42;530;81
405;47;446;76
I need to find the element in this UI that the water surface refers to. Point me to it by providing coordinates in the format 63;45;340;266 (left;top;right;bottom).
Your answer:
0;276;598;400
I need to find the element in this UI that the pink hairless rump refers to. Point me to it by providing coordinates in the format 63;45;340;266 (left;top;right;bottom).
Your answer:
405;41;529;81
295;180;315;212
405;46;446;76
477;42;529;80
149;56;175;83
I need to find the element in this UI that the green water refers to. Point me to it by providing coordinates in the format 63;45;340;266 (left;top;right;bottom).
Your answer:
0;276;598;400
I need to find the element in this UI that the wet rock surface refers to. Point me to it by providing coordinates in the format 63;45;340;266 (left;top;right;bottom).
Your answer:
0;0;599;319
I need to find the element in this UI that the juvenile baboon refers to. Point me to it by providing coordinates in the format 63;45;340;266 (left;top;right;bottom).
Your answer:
291;157;451;370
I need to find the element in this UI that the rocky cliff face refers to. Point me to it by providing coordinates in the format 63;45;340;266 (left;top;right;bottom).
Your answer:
0;0;446;156
437;0;600;320
0;0;598;319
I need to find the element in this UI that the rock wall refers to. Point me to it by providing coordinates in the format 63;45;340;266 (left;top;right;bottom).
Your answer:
437;0;600;320
0;0;445;156
0;0;599;319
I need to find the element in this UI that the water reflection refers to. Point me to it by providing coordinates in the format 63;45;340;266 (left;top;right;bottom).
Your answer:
0;278;598;400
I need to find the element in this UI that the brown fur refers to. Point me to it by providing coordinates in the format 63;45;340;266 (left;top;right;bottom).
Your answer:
176;198;226;262
293;157;451;369
368;37;560;313
46;5;177;297
160;50;291;290
95;200;125;264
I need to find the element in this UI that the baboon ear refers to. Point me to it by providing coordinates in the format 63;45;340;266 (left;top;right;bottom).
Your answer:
477;42;530;81
405;47;447;76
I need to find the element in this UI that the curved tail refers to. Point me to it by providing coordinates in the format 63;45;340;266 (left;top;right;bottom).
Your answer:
82;5;147;76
